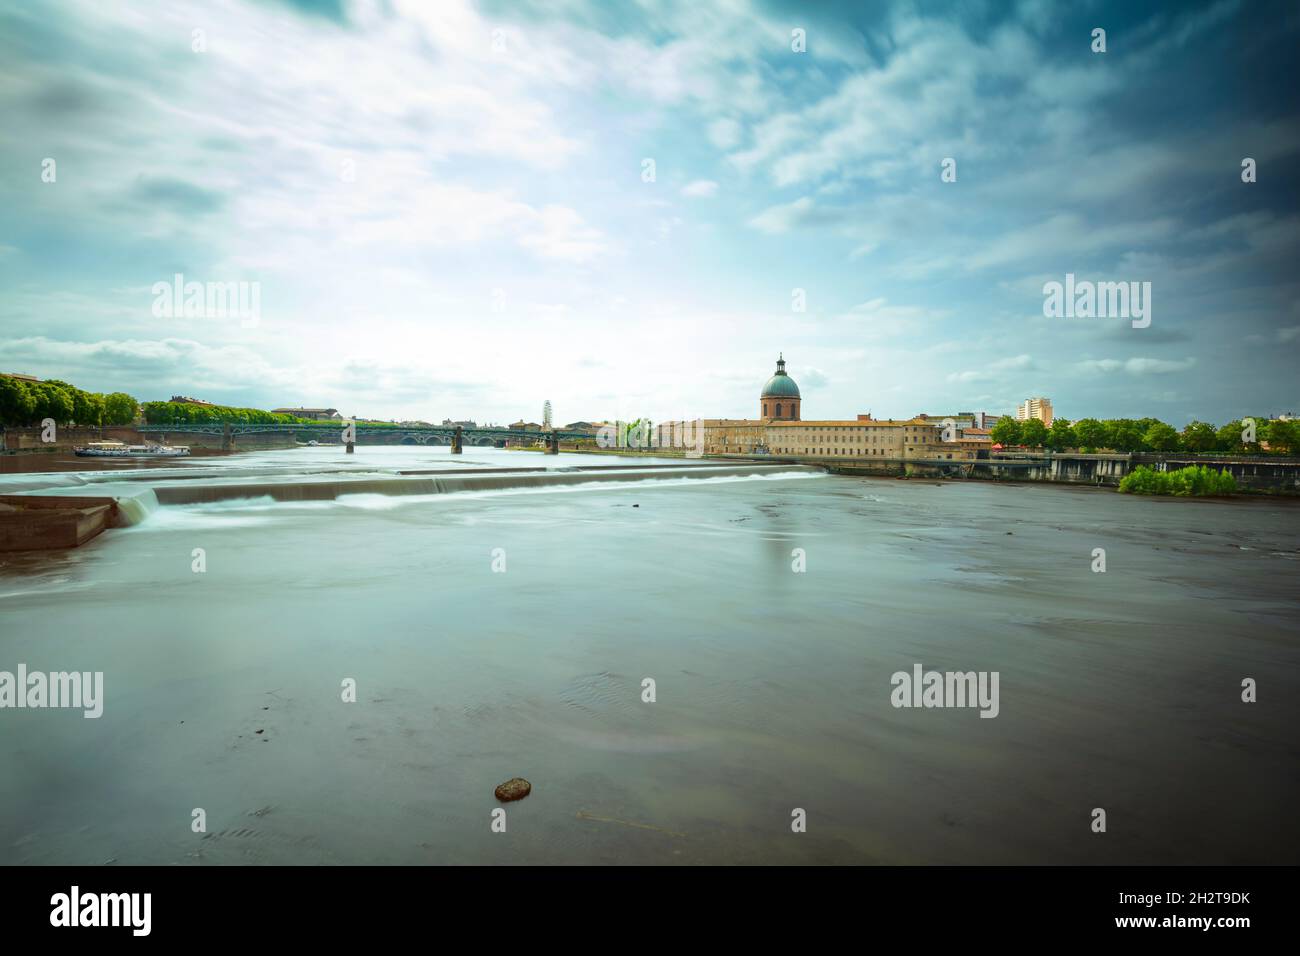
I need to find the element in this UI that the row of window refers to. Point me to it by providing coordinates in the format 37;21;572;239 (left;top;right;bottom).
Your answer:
770;447;918;456
774;425;927;433
769;448;963;458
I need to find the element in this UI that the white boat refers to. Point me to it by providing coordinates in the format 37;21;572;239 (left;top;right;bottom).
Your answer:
74;440;191;458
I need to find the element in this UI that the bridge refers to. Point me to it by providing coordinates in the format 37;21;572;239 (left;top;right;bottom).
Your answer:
137;422;594;454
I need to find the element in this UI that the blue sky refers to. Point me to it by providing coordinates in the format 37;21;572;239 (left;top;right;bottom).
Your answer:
1;0;1297;425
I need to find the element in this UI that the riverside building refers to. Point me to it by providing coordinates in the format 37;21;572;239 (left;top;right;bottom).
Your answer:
659;356;977;463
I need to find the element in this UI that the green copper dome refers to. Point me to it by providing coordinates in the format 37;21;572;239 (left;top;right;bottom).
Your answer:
761;354;800;398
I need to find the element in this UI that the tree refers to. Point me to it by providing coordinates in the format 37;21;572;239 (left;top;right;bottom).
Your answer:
0;376;37;425
1264;419;1296;454
990;416;1021;446
1143;421;1180;452
1180;420;1217;453
1047;418;1076;450
1216;420;1245;453
1105;419;1144;452
33;382;74;424
73;390;104;426
1073;418;1106;450
1019;418;1049;447
102;392;139;426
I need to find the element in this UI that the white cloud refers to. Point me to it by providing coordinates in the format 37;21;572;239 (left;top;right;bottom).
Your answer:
0;0;1288;425
681;180;719;198
707;118;742;150
946;354;1033;383
1075;357;1198;375
748;197;814;235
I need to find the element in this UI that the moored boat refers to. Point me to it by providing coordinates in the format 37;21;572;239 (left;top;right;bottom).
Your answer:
74;440;191;458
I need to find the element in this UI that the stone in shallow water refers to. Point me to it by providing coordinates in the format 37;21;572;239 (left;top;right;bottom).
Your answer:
494;778;531;802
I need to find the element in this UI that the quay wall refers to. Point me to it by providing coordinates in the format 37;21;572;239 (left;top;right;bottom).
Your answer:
0;425;298;453
714;451;1300;494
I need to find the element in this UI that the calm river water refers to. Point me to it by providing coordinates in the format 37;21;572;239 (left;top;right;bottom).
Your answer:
1;446;1297;864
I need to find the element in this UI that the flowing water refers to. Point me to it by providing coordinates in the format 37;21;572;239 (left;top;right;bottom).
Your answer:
1;446;1297;864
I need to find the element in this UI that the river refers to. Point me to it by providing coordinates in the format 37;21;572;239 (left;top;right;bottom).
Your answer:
1;446;1297;864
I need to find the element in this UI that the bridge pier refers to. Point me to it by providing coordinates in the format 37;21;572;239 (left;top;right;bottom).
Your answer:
222;423;234;452
346;441;355;454
451;426;463;454
545;431;559;455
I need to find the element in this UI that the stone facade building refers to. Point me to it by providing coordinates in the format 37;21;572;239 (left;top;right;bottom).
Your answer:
660;355;977;463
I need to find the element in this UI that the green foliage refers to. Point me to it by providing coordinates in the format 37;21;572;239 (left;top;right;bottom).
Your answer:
1143;421;1180;452
33;382;75;423
73;390;105;427
1073;417;1106;449
0;375;141;427
1119;464;1237;496
0;375;38;424
1265;418;1297;454
141;401;324;426
1019;418;1049;447
989;416;1021;446
1047;418;1076;450
1181;420;1217;452
1216;419;1247;453
1103;418;1144;451
102;392;140;425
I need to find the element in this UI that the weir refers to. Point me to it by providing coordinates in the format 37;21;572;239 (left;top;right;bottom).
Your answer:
0;462;822;549
0;494;119;550
149;463;821;506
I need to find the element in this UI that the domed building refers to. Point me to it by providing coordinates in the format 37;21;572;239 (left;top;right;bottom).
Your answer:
760;354;800;421
655;351;977;465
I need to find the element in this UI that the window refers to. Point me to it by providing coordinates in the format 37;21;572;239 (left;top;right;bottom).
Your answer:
776;403;782;417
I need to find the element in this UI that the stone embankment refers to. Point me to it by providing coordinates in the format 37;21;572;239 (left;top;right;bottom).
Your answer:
718;451;1300;494
0;494;118;551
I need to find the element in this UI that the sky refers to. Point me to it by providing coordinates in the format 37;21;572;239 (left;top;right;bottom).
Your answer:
1;0;1297;426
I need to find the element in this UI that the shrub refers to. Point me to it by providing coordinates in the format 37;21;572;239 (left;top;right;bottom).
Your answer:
1119;464;1236;497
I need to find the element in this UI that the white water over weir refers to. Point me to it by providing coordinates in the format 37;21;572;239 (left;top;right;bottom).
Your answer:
0;459;824;548
147;463;824;507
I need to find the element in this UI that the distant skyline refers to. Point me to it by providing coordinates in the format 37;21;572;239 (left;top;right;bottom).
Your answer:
1;0;1298;426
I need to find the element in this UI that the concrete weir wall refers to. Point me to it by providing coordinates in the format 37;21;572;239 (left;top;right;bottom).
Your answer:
0;494;118;551
152;463;818;506
0;463;817;550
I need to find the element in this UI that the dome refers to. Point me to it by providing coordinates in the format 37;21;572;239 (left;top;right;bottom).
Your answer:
761;354;800;398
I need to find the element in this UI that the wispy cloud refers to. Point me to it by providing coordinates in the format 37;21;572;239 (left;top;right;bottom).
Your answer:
0;0;1294;425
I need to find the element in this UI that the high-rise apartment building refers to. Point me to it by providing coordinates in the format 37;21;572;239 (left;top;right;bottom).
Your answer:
1016;397;1053;426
